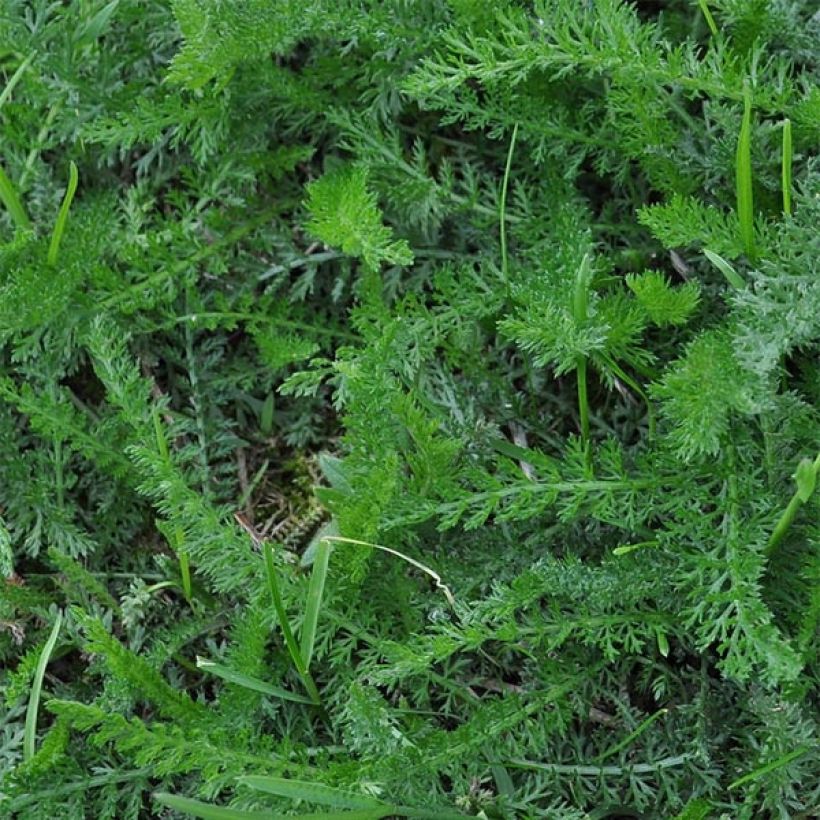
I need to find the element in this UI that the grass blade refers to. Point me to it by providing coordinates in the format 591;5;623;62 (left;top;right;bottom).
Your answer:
153;792;279;819
0;51;36;111
24;610;63;760
262;541;322;705
499;121;518;299
196;657;315;704
593;708;669;763
728;746;810;790
697;0;718;37
239;776;387;810
300;537;330;669
47;160;79;265
781;118;792;216
735;85;755;260
703;249;745;290
0;162;31;231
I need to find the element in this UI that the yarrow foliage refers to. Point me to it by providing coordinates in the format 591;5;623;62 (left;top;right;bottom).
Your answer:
0;1;817;819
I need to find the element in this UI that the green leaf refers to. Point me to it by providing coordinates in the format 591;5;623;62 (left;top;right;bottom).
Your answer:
75;0;120;46
300;538;330;669
238;777;387;811
260;391;275;435
0;162;31;232
24;610;63;760
626;270;701;326
703;249;744;290
305;166;413;271
47;161;79;266
794;457;817;503
195;657;315;704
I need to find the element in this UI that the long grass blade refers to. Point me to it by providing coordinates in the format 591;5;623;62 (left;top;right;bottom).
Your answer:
0;51;36;111
781;118;792;216
47;160;79;265
697;0;719;37
300;537;330;669
24;610;63;760
196;657;315;704
0;162;31;231
594;708;669;763
735;85;755;260
153;792;280;819
239;776;387;810
262;542;322;705
728;746;810;790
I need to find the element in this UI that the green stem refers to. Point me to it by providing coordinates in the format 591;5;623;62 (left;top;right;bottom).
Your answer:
577;356;590;451
781;118;792;216
765;452;820;557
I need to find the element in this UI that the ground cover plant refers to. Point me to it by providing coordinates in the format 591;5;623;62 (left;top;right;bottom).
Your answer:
0;0;818;817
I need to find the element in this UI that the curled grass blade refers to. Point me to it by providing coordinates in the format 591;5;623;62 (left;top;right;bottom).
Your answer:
321;536;455;608
47;160;79;266
196;657;315;704
24;610;63;760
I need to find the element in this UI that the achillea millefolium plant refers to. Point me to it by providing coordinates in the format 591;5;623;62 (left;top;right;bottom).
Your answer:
0;1;818;818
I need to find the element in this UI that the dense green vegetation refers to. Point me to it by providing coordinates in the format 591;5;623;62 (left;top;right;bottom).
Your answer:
0;1;818;817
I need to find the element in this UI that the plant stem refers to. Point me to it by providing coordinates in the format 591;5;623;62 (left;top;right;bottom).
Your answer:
781;118;792;216
765;452;820;557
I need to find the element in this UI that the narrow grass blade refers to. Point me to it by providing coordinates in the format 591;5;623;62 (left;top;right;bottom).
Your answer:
24;610;63;760
594;708;669;763
704;249;745;290
239;776;387;810
697;0;718;37
262;542;322;705
153;792;278;819
499;121;518;299
0;51;36;111
196;657;315;704
0;162;31;231
735;85;755;260
781;118;792;216
321;536;455;607
728;746;810;790
300;537;330;669
47;161;79;265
